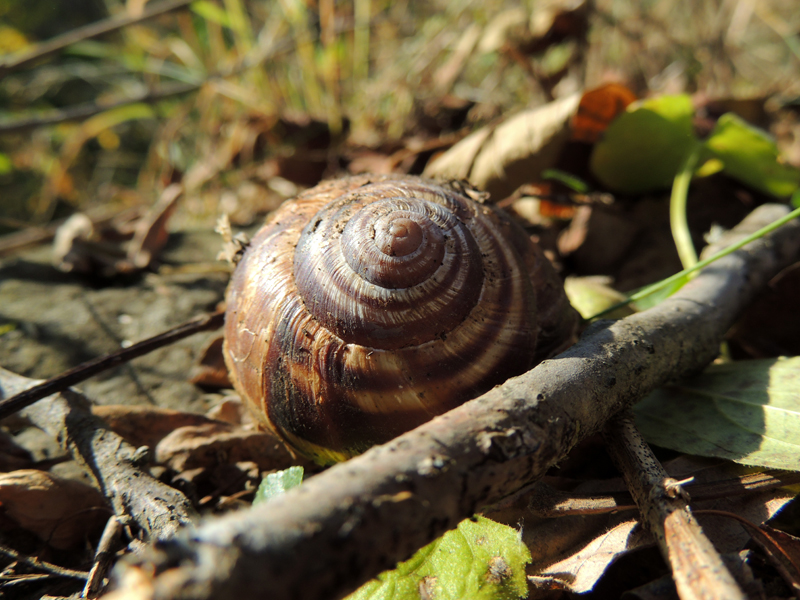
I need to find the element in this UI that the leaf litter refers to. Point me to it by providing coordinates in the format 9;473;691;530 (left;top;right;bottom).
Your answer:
1;0;800;598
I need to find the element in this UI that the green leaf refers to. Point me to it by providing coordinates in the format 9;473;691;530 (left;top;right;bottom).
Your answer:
253;466;304;504
635;357;800;470
563;276;634;320
703;113;800;198
346;516;531;600
590;94;697;194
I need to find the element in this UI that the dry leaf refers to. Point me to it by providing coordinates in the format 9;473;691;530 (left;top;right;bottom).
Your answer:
423;93;581;200
127;183;182;269
190;335;232;388
528;519;652;595
91;404;219;450
154;422;301;472
0;469;108;550
572;83;637;143
0;429;34;472
491;457;795;596
205;396;249;425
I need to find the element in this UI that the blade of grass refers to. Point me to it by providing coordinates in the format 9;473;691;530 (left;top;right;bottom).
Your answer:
354;0;371;82
0;0;194;77
587;198;800;320
670;144;702;269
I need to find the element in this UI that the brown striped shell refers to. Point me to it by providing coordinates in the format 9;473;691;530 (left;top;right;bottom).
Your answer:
223;174;577;464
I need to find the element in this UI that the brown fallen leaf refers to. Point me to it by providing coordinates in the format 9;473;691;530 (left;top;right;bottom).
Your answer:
490;458;795;596
205;396;249;426
91;404;219;450
571;83;637;144
0;469;109;550
527;518;652;595
423;92;581;200
189;335;232;388
127;183;182;269
154;422;303;472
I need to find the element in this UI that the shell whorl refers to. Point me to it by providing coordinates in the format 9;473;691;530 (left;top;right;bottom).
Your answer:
294;183;486;349
223;174;576;464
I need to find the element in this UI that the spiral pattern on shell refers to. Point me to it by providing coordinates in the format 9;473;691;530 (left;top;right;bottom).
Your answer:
223;174;577;464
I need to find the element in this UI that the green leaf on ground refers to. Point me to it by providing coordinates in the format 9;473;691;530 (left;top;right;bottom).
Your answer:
589;94;696;194
346;516;531;600
563;276;634;320
253;465;304;504
635;357;800;470
703;113;800;198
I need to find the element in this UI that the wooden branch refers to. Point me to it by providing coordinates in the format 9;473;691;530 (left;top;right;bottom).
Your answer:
0;368;198;542
603;412;746;600
0;0;194;78
124;203;800;600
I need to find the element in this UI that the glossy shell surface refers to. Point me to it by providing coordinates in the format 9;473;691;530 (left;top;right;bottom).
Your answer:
223;174;577;463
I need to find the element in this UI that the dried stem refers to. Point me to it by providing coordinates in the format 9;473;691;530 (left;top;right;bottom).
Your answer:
116;202;799;600
0;310;224;421
603;412;746;600
84;516;126;598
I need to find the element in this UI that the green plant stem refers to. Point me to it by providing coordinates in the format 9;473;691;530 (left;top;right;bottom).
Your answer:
670;144;701;269
588;204;800;320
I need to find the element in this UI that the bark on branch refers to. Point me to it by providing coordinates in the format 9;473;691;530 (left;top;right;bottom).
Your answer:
0;369;198;542
130;204;800;600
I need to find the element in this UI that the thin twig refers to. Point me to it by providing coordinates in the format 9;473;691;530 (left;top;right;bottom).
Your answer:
0;0;194;78
84;516;125;598
603;412;746;600
0;310;223;421
119;203;800;600
0;542;89;580
526;470;800;517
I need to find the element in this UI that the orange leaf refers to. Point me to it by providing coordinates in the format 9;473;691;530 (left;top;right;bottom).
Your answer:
572;83;637;143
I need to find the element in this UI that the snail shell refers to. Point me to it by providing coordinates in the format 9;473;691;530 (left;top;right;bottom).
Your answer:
223;174;577;464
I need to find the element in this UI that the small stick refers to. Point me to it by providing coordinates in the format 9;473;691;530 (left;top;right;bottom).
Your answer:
83;516;125;598
603;412;746;600
0;310;224;421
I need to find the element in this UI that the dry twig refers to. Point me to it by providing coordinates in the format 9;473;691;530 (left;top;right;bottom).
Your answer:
603;412;746;600
114;202;800;600
0;310;224;421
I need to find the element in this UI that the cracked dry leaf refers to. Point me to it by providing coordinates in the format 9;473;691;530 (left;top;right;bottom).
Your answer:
528;518;651;595
423;93;581;200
